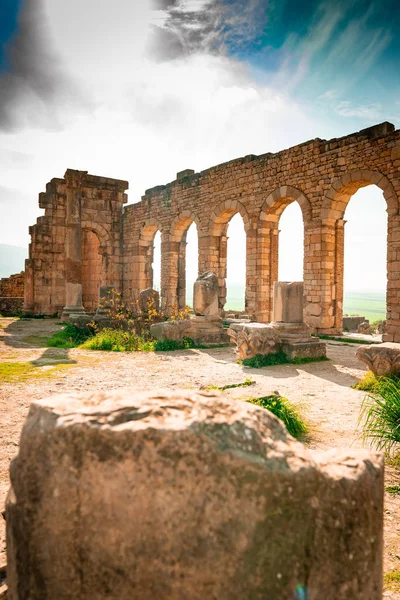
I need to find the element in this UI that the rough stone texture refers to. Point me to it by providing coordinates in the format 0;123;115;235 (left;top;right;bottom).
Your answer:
227;322;280;360
0;273;24;298
25;123;400;340
0;297;24;316
343;315;366;331
193;271;219;316
6;390;384;600
151;315;229;345
139;288;160;313
358;320;372;335
356;342;400;376
273;281;304;323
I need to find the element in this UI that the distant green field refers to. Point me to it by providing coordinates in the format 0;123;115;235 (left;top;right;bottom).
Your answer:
224;285;386;322
191;284;386;322
343;291;386;322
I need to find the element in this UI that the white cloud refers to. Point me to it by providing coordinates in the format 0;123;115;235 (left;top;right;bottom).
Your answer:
335;101;382;119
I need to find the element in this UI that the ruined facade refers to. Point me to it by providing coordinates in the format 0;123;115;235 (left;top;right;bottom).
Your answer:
25;122;400;340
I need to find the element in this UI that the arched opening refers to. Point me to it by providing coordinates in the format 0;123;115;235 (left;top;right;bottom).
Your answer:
278;202;304;282
153;230;161;294
258;186;311;322
209;201;249;314
320;170;398;335
226;213;246;312
185;222;198;308
82;229;104;311
343;186;387;326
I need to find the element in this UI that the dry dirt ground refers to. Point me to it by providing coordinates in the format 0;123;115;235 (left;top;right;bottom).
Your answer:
0;317;399;596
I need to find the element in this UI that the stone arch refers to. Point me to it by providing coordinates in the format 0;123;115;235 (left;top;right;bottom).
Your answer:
81;229;104;311
256;186;312;322
316;170;399;334
169;211;200;309
321;170;399;220
208;200;250;313
81;221;110;253
259;185;313;225
210;199;250;236
138;219;164;293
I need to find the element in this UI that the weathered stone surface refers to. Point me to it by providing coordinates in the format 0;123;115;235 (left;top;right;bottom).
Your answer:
273;281;304;323
356;342;400;376
151;315;229;345
227;322;280;360
193;271;219;316
0;272;24;298
343;315;366;332
25;124;400;339
7;389;383;600
139;288;160;313
358;320;372;335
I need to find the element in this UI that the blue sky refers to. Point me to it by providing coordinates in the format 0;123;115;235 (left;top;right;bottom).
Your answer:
0;0;397;293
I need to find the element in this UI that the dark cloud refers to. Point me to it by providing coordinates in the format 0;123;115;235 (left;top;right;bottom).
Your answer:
149;0;267;61
0;0;84;132
152;0;179;8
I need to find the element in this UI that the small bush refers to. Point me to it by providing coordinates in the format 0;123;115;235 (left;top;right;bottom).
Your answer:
386;485;400;495
47;324;94;348
352;371;381;392
384;569;400;592
81;328;153;352
247;395;307;439
242;350;328;369
359;377;400;457
153;337;198;351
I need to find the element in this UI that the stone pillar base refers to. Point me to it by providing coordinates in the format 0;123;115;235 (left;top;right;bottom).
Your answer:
61;305;86;321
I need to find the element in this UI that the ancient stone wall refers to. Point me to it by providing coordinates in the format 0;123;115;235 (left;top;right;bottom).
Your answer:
122;121;400;339
25;171;128;315
0;273;24;298
26;122;400;339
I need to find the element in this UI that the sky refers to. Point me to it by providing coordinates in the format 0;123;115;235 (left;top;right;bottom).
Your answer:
0;0;398;295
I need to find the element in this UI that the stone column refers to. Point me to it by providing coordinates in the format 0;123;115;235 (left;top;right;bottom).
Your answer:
62;170;86;319
177;234;187;309
23;258;34;313
245;220;256;318
333;219;346;331
384;214;400;342
303;219;338;334
255;218;279;323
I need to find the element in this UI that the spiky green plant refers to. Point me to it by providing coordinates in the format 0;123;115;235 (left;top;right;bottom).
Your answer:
247;395;307;439
359;377;400;457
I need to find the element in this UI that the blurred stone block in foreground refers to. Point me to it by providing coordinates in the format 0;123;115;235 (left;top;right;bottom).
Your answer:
7;390;383;600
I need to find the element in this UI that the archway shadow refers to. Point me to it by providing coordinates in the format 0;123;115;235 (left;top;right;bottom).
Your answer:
0;317;77;366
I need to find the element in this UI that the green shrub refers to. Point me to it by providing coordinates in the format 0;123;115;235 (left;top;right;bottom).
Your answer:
242;350;328;369
247;395;307;439
386;485;400;495
81;328;153;352
153;337;198;351
359;377;400;457
352;371;380;391
47;324;94;348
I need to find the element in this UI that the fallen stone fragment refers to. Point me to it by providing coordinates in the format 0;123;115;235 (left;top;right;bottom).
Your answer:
7;389;383;600
356;342;400;376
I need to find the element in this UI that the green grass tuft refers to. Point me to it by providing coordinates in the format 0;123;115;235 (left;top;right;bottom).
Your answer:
0;361;72;383
247;394;307;439
352;371;381;391
386;485;400;495
206;378;255;391
241;350;328;369
359;377;400;457
80;328;201;352
384;569;400;591
47;324;93;348
315;334;374;344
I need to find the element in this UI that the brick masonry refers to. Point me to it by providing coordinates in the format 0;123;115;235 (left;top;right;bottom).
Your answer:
25;122;400;341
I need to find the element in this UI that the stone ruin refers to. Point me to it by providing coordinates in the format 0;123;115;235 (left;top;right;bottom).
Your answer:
151;271;229;345
228;281;326;360
18;121;400;342
0;273;24;316
6;389;383;600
